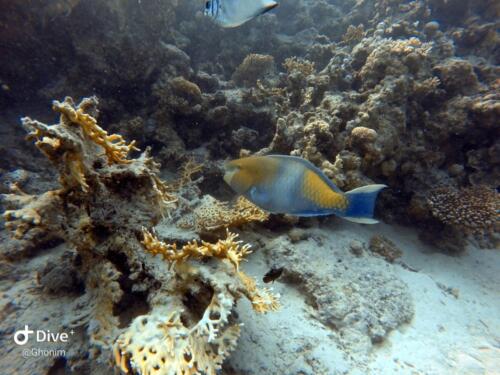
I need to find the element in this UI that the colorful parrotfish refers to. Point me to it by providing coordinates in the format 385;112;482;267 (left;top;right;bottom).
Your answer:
223;155;387;224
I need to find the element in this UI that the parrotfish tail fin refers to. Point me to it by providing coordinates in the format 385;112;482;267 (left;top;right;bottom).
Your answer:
342;184;387;224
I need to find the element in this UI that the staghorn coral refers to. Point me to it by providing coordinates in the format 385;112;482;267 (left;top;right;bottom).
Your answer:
177;195;269;233
426;185;499;235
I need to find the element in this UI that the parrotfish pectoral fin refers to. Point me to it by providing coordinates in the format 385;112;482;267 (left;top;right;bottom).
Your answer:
249;186;271;205
343;184;387;224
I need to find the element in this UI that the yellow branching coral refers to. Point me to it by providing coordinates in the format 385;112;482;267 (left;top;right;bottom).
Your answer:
142;229;280;313
237;271;281;313
178;195;269;232
114;293;240;375
52;96;139;164
142;228;252;271
427;185;499;234
283;57;315;76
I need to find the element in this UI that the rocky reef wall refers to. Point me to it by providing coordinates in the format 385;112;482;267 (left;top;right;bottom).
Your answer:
1;0;498;251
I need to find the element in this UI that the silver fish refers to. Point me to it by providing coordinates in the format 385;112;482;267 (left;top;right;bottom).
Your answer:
204;0;279;28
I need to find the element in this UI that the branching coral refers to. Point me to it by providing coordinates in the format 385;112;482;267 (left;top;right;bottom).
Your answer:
142;228;252;272
1;97;179;368
52;96;139;165
177;195;269;233
1;96;280;373
171;157;204;191
142;228;280;314
426;186;499;235
237;270;281;313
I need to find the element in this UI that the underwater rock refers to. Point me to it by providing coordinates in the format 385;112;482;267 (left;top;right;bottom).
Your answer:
266;234;414;355
369;234;403;262
37;250;82;294
433;58;479;96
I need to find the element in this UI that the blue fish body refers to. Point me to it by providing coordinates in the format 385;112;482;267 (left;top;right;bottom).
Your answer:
224;155;387;224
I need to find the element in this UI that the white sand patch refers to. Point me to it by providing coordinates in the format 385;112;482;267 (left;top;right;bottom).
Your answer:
230;221;500;375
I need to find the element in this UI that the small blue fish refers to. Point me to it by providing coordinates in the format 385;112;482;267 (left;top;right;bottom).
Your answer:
224;155;387;224
204;0;279;28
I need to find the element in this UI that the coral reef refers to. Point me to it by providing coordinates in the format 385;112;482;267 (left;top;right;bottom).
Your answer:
114;303;240;375
1;0;499;373
1;97;280;374
177;195;269;234
142;229;279;313
232;54;276;87
426;185;499;235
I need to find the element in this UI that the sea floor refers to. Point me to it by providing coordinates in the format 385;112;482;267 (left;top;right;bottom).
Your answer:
230;222;500;375
0;221;498;375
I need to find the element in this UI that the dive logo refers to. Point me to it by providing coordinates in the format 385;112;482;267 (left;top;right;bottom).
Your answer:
13;325;72;346
13;325;33;345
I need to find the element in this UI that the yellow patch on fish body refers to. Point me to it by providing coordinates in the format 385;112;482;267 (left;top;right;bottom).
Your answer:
301;169;349;210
